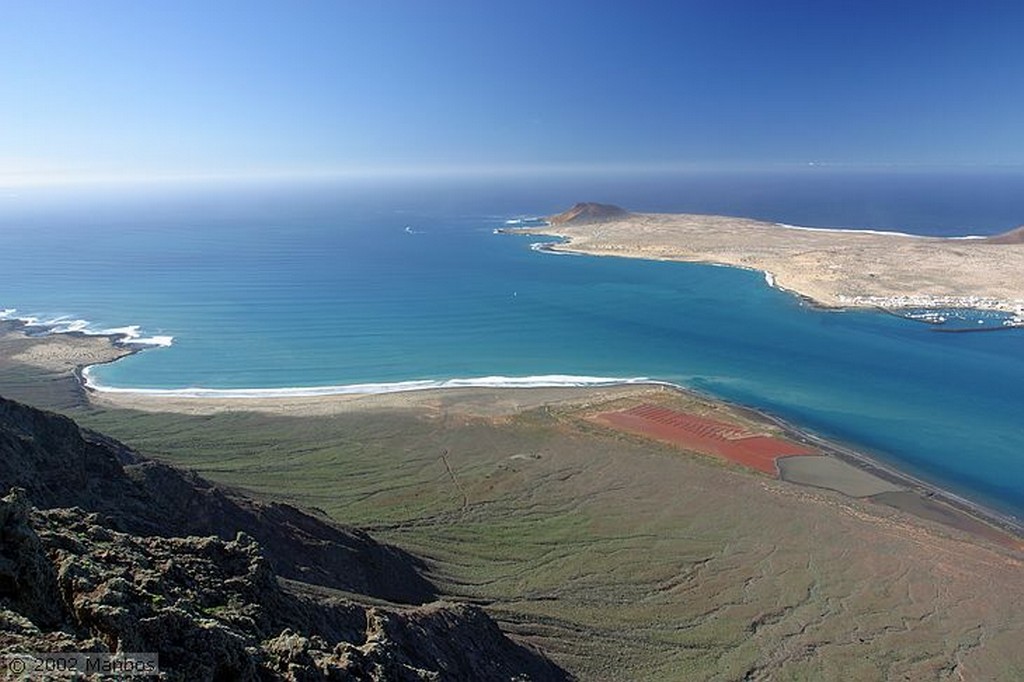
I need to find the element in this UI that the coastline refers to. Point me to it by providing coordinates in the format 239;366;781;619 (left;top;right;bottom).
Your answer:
748;405;1024;543
505;212;1024;325
80;367;662;399
2;320;1019;550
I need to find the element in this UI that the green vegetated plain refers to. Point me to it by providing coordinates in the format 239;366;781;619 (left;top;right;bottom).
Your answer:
2;337;1023;681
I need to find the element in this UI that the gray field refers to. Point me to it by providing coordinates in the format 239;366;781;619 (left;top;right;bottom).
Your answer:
778;455;903;497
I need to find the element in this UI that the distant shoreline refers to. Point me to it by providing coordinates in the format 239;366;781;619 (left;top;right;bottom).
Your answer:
506;211;1024;327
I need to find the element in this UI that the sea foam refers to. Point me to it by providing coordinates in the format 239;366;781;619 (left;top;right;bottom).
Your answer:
774;222;927;238
775;223;992;240
529;241;578;255
0;309;173;348
80;371;658;398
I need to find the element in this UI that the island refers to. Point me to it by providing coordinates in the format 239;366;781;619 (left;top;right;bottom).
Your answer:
514;203;1024;325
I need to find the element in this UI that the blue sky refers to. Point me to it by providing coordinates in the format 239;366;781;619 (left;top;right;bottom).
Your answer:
3;1;1023;184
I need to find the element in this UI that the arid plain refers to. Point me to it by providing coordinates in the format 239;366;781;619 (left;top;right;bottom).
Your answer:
519;204;1024;319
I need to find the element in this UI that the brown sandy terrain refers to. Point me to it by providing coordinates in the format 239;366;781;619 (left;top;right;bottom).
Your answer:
516;211;1024;317
1;324;135;372
88;383;665;418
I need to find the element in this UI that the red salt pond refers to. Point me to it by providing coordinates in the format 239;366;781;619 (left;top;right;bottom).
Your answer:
594;403;817;476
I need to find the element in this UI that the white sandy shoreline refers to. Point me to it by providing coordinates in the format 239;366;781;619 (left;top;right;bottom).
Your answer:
80;366;662;399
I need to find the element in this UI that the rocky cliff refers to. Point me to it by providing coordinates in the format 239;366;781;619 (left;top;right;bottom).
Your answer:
0;396;566;681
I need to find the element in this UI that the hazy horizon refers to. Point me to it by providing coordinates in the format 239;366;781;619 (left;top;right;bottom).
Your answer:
4;1;1024;187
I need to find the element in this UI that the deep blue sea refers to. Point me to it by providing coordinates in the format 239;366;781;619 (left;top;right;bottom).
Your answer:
2;168;1023;520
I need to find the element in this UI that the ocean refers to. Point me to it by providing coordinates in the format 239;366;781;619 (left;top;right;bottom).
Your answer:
2;168;1023;519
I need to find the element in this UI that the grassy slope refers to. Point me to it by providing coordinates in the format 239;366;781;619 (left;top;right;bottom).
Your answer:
77;402;1024;681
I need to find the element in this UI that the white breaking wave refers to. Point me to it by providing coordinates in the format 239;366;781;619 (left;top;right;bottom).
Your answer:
95;325;174;347
49;318;92;333
80;371;659;398
529;241;578;255
0;309;174;348
101;325;142;337
133;336;175;347
774;222;928;238
777;222;991;240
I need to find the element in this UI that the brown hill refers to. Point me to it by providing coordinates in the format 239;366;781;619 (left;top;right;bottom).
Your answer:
548;202;630;225
983;225;1024;244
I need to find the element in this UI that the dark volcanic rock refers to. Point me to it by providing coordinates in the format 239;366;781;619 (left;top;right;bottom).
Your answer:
0;494;565;680
548;202;630;226
0;396;569;681
0;488;65;629
0;395;432;605
0;397;130;507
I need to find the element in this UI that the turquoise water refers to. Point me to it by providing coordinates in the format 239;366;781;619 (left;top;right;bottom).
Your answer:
1;170;1023;519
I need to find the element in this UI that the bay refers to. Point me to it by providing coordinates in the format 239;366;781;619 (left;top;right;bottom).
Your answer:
1;168;1022;518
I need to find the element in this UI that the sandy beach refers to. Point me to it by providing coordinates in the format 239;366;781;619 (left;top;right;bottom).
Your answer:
513;212;1024;319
